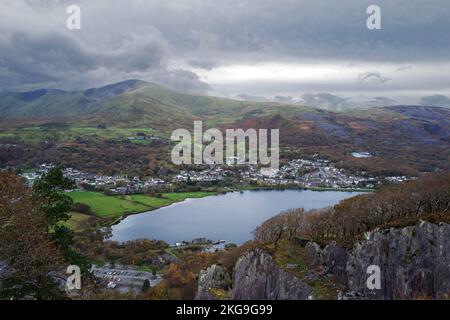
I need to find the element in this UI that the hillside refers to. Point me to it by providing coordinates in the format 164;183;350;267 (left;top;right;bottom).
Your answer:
0;80;449;175
195;172;450;300
0;80;350;129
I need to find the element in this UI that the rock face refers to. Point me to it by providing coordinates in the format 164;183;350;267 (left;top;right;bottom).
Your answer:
323;241;348;286
0;260;13;290
197;222;450;300
305;242;322;269
347;221;450;299
230;249;313;300
195;264;230;300
304;241;348;285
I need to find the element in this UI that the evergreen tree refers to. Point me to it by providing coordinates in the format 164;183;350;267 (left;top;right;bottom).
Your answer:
142;279;150;293
33;167;90;272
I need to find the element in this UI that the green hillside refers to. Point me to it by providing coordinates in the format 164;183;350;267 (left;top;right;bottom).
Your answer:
1;80;449;176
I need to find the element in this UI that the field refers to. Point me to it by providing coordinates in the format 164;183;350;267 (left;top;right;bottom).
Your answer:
161;192;216;201
1;81;449;176
68;191;149;217
67;191;217;219
61;212;91;232
0;126;162;144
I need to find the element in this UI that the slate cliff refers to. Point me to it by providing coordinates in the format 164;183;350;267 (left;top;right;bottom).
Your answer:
196;221;450;300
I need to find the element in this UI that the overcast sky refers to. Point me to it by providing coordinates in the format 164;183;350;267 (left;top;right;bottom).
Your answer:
1;0;450;107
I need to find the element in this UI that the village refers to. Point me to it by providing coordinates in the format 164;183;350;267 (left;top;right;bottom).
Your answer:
20;157;412;194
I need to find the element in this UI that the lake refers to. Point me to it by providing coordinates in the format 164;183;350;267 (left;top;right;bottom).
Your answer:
110;190;363;245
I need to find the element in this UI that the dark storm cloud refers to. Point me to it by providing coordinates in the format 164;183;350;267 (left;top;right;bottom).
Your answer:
0;1;210;91
0;0;449;94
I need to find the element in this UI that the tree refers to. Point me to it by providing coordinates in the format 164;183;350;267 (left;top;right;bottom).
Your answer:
33;167;90;272
254;171;450;247
71;202;93;215
0;172;65;299
33;167;75;226
142;279;150;293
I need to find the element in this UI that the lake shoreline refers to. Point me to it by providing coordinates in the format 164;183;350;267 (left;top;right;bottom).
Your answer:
110;189;366;244
107;186;372;226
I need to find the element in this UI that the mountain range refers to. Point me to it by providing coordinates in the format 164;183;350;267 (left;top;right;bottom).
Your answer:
0;80;449;175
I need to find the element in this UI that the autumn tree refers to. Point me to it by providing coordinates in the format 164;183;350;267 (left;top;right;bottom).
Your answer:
254;171;450;247
0;172;65;299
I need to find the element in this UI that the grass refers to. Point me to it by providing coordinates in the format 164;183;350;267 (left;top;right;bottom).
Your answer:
161;192;216;201
308;279;341;300
208;288;230;300
68;191;149;217
272;240;341;300
67;191;217;218
124;195;172;208
272;240;309;279
60;212;91;232
0;126;163;144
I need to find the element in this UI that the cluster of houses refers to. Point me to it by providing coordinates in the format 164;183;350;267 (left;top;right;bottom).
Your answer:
273;158;377;189
173;168;225;183
20;157;414;194
21;164;167;194
172;158;378;189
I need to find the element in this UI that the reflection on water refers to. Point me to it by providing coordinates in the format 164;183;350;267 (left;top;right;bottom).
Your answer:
111;190;363;245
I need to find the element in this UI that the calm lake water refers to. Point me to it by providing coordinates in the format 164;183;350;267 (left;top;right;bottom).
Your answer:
111;190;363;245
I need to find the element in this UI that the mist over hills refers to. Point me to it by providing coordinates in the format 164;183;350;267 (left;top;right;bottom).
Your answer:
2;79;449;121
0;80;449;175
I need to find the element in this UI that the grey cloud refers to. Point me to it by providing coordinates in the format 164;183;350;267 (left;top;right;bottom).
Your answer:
0;0;450;97
294;93;396;109
397;65;412;72
300;93;351;110
273;95;295;104
236;94;269;102
0;1;210;92
364;96;397;107
187;59;220;71
420;95;450;107
152;69;210;94
358;71;391;84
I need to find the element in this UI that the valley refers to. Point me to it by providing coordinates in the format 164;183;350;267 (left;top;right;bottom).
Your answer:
1;80;450;300
1;80;449;177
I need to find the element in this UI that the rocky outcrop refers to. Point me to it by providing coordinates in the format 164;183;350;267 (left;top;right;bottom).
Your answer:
195;264;230;300
0;260;13;290
305;242;322;269
197;222;450;300
230;249;313;300
323;241;348;286
346;221;450;300
304;241;348;285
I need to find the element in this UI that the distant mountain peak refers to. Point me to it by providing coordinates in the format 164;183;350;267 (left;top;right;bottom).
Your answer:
84;79;148;98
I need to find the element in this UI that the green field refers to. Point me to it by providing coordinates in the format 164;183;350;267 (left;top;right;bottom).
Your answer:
68;191;149;217
61;212;91;232
67;191;217;218
0;126;163;144
161;192;216;201
124;194;173;208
